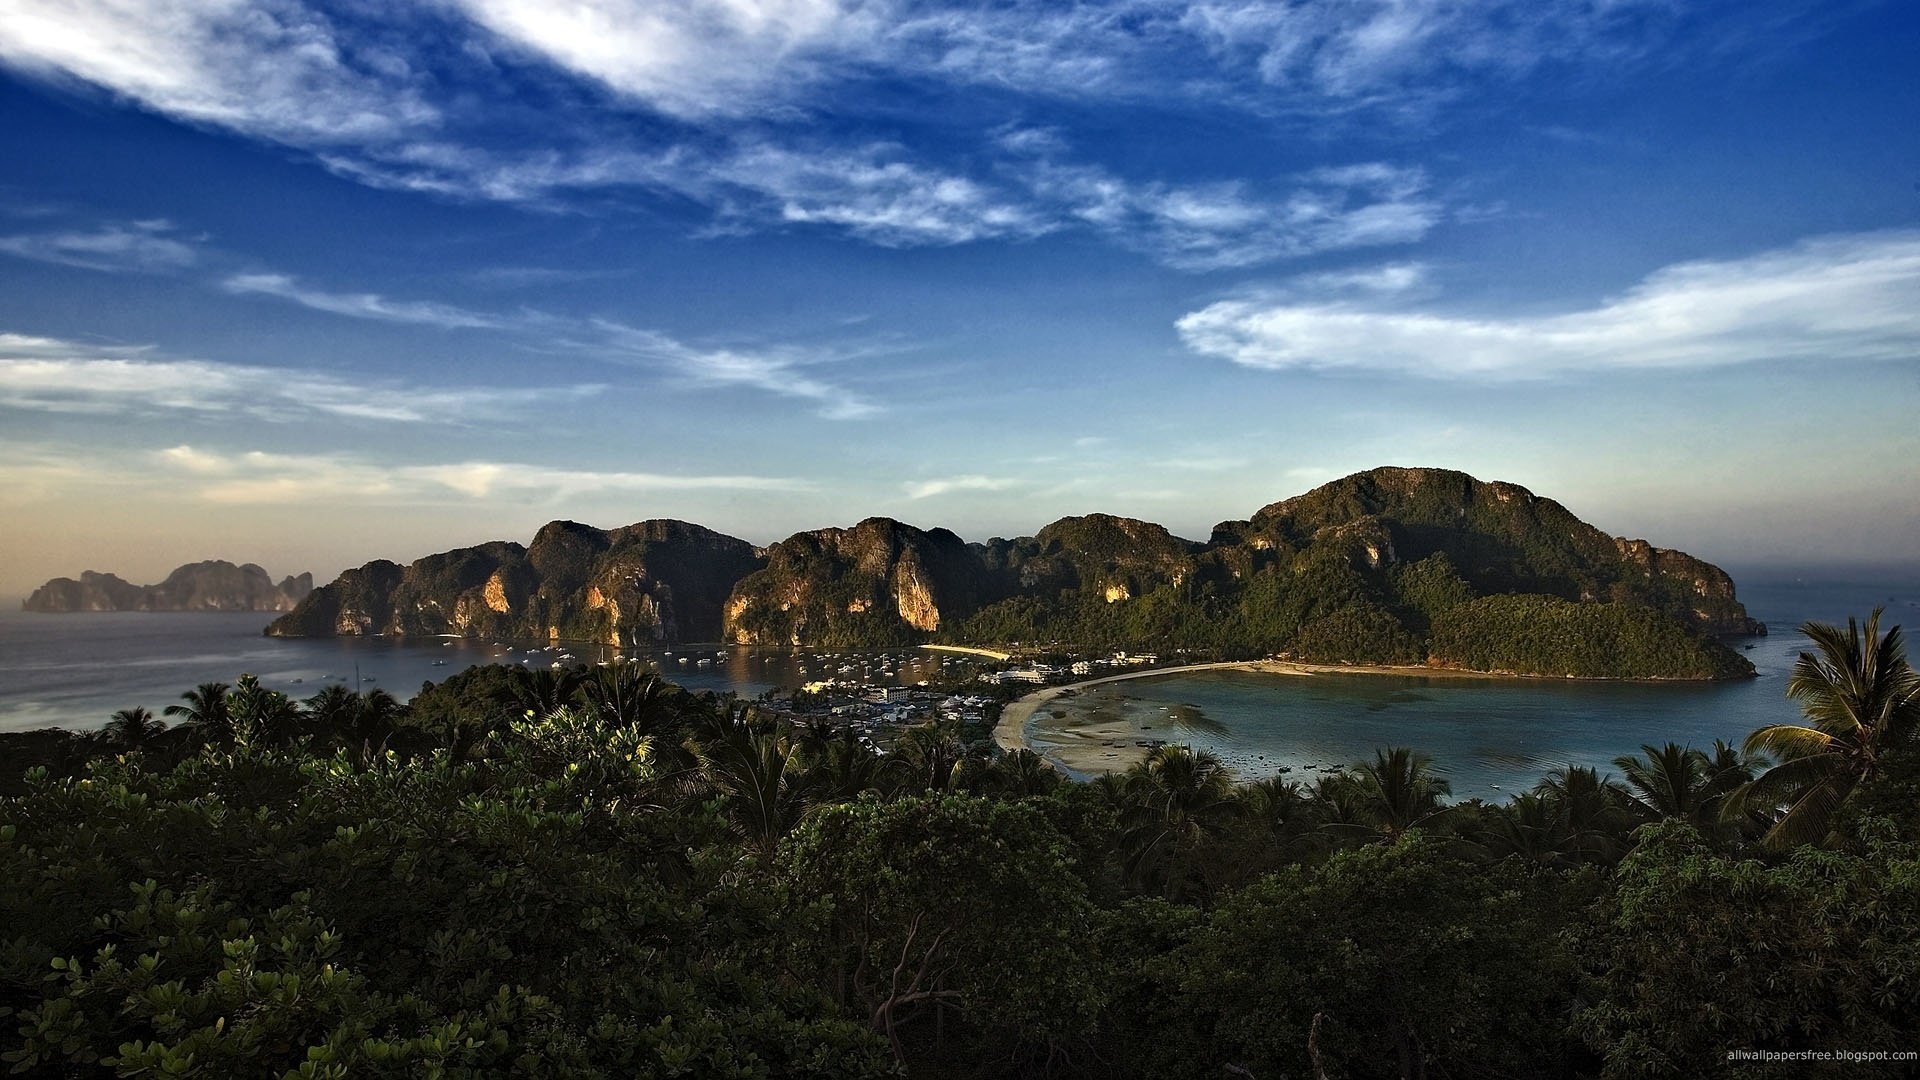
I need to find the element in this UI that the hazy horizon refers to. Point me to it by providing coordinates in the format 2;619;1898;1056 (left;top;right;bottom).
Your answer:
1;2;1915;599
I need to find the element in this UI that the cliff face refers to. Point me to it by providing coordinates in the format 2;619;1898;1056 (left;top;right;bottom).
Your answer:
23;562;313;613
258;467;1765;678
723;518;1005;646
267;520;762;644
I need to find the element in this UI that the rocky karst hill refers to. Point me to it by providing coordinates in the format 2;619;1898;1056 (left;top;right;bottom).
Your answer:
270;468;1766;679
24;562;312;613
723;518;1009;647
265;520;762;646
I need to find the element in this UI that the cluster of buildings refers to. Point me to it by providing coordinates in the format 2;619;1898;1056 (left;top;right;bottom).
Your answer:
977;651;1161;686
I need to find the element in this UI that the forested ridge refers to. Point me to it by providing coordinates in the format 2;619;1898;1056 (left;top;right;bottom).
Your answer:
270;469;1766;681
4;611;1915;1078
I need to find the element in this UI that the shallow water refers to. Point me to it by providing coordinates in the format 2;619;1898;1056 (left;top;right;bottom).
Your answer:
1025;577;1920;799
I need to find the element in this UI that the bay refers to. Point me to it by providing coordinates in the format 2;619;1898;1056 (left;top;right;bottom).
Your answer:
1023;576;1920;799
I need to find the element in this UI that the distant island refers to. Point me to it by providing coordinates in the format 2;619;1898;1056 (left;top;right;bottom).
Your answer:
267;467;1765;681
25;561;314;613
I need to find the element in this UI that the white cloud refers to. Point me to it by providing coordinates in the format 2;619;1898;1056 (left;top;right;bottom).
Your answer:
709;142;1054;247
147;444;804;504
1179;0;1672;109
222;273;509;330
0;0;436;145
0;333;601;422
904;474;1019;499
449;0;881;119
0;219;199;272
1025;159;1439;270
591;320;878;419
1177;231;1920;377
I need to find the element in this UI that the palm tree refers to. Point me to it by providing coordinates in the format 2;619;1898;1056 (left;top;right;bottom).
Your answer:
102;706;166;748
1733;609;1920;849
1116;744;1242;901
689;718;808;856
1337;747;1452;843
506;665;586;719
984;748;1059;798
1531;765;1633;863
579;664;671;733
164;681;232;743
1615;742;1758;832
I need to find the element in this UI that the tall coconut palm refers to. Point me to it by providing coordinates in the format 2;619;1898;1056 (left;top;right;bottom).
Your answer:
102;706;166;748
1615;741;1758;831
164;681;233;743
1117;744;1241;901
1734;608;1920;849
1336;747;1452;843
1531;765;1633;863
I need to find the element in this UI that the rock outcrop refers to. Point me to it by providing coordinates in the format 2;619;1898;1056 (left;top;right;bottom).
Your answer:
723;518;1006;646
266;520;762;645
263;467;1766;678
24;562;313;613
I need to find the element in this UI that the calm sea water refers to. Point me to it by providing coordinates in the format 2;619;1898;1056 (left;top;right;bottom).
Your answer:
0;614;960;735
4;577;1917;800
1024;576;1920;799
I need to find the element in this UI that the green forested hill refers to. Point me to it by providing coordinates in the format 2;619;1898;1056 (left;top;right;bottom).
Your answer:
270;467;1763;679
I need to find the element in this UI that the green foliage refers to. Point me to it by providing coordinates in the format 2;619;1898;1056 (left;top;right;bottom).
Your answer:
1577;821;1920;1078
1148;836;1579;1080
779;795;1103;1062
1430;593;1755;679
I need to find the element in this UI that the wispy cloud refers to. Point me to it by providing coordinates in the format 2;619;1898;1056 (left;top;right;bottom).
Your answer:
0;0;437;145
904;474;1019;499
591;320;879;419
1177;231;1920;377
149;444;804;505
0;332;601;422
706;142;1054;247
0;219;199;272
0;0;1813;271
1022;157;1440;270
222;273;510;330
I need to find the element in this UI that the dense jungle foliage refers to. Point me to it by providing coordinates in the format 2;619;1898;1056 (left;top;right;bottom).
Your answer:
3;611;1915;1078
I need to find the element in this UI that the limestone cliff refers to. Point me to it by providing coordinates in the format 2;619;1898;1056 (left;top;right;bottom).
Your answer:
256;466;1766;679
24;562;313;613
266;520;762;644
723;518;1006;646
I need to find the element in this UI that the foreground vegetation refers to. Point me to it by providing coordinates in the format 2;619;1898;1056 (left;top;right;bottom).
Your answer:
3;613;1915;1077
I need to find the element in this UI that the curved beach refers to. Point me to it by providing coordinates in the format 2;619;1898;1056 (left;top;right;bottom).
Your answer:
992;658;1722;777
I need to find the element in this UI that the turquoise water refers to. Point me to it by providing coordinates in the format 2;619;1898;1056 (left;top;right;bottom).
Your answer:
0;612;961;734
1025;577;1920;799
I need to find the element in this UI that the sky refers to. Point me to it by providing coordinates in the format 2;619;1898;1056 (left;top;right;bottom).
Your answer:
0;0;1916;599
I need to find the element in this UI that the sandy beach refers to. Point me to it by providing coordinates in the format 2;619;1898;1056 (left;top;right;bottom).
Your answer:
992;658;1653;776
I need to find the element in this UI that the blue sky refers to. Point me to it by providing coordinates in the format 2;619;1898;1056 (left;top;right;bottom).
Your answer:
0;0;1916;596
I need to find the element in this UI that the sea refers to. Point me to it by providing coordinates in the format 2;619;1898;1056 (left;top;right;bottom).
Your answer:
2;574;1916;800
0;617;957;735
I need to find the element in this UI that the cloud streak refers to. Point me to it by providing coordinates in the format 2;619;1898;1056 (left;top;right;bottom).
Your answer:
0;0;1685;267
0;333;601;423
1177;232;1920;377
904;475;1018;499
223;273;510;330
148;444;806;505
0;219;199;272
591;320;879;419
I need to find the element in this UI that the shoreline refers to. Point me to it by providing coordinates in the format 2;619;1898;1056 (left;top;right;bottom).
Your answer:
992;658;1746;775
